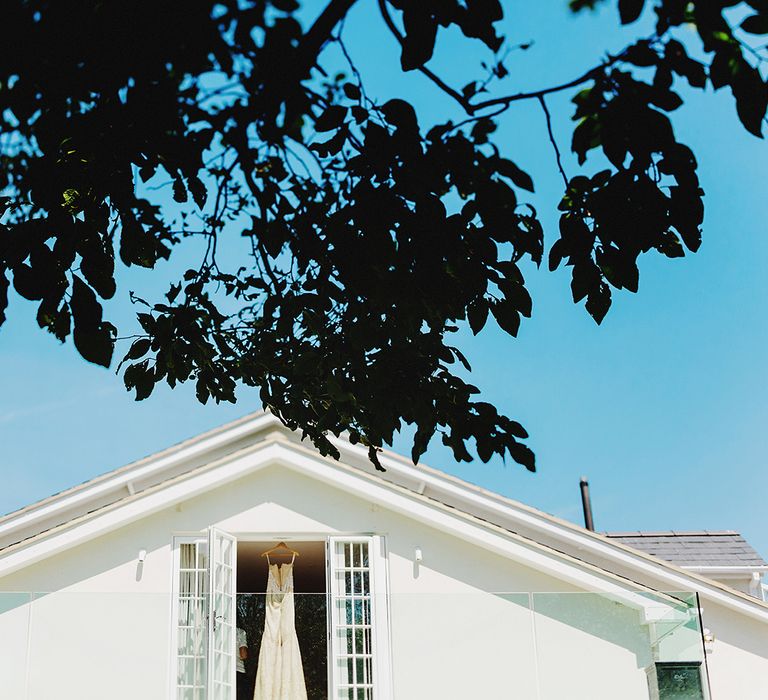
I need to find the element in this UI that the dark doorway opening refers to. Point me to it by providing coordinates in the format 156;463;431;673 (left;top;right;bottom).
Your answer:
236;540;327;700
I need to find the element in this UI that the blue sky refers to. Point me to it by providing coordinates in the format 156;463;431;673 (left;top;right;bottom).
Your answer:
1;3;767;558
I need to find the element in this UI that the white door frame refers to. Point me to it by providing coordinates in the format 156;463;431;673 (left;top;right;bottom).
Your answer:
170;531;392;699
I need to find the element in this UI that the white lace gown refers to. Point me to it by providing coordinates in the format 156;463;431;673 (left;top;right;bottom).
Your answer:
253;561;308;700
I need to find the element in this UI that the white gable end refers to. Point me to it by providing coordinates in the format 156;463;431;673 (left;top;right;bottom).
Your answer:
0;413;766;699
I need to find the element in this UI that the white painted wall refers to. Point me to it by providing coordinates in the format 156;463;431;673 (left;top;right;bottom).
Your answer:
702;600;768;700
0;592;31;699
0;463;762;699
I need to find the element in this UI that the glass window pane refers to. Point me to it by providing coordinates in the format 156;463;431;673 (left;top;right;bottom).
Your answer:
178;628;194;655
178;598;191;625
336;657;353;685
353;599;364;625
354;628;365;655
180;569;194;596
353;544;362;567
356;658;366;684
177;658;194;686
194;656;206;688
337;627;354;654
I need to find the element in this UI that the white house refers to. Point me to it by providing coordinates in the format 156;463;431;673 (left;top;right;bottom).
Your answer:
0;412;766;699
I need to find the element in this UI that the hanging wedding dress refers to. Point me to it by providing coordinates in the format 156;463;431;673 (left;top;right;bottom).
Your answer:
253;557;308;700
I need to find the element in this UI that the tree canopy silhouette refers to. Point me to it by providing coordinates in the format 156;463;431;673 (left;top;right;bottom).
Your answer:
1;0;765;469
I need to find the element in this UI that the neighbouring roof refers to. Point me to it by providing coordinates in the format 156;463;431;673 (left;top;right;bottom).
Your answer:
606;531;767;569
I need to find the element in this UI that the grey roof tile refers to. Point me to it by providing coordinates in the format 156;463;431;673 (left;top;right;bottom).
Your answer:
605;531;767;568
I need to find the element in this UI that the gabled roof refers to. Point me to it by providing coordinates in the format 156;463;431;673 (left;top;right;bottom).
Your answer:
606;531;767;569
1;411;767;624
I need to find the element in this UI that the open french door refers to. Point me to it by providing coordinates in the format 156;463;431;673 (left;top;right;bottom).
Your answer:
172;529;238;699
327;536;392;700
206;527;238;700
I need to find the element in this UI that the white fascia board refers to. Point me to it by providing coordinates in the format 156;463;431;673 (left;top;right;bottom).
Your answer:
0;412;278;541
328;438;768;623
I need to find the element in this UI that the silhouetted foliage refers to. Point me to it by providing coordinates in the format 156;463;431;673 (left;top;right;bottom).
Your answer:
0;1;765;469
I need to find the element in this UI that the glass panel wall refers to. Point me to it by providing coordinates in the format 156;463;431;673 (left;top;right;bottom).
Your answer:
0;590;707;700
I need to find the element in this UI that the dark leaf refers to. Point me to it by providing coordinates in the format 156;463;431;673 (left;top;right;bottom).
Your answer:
381;99;419;130
741;14;768;34
166;283;182;303
467;298;489;335
0;272;7;327
618;0;645;24
509;442;536;472
36;299;71;341
623;41;658;67
125;360;155;400
272;0;299;11
497;159;535;192
490;299;521;336
187;175;208;209
400;11;438;71
548;239;567;271
125;338;151;360
315;105;347;132
80;239;116;300
351;105;369;124
12;263;44;301
368;445;385;472
172;177;188;204
343;83;361;100
585;281;611;324
71;275;114;366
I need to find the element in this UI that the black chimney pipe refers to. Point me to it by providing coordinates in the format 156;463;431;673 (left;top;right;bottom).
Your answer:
580;477;595;531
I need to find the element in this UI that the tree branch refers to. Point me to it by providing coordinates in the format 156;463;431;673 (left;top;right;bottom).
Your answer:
377;0;471;109
377;0;620;115
297;0;361;76
471;64;611;112
538;95;568;188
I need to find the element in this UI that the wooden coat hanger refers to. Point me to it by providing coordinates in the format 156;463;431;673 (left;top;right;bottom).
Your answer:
261;541;300;564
